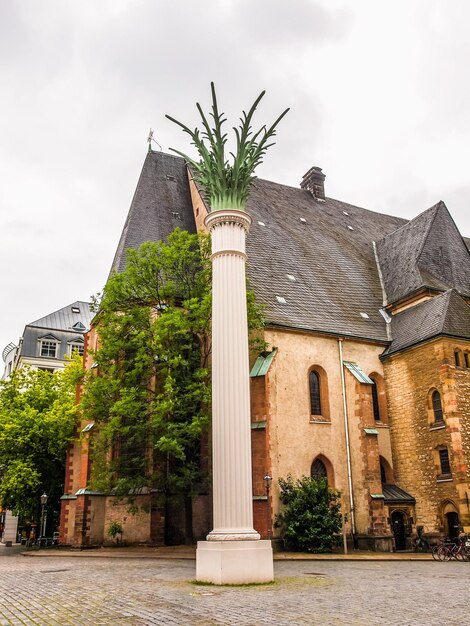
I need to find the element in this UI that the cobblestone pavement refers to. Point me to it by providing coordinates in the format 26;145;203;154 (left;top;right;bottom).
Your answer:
0;553;469;625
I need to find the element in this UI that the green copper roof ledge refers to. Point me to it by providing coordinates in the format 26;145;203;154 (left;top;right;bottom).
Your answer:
250;348;278;377
364;428;379;435
343;361;374;384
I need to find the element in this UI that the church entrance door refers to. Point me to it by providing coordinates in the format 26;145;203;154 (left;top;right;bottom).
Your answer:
446;511;460;539
392;511;406;550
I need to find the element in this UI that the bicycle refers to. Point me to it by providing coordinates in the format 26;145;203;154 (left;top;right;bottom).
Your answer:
432;536;470;561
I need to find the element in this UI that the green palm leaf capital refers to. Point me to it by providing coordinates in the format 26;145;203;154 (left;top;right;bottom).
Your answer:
166;83;289;212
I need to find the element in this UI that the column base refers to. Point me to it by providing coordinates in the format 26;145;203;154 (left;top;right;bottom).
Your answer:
196;540;274;584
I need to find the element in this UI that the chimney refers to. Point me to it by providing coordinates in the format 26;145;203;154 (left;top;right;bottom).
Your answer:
300;166;326;200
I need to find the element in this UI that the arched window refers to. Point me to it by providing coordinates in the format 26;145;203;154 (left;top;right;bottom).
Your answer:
371;379;381;421
309;370;322;416
432;390;444;424
311;458;328;485
368;373;387;424
379;456;394;484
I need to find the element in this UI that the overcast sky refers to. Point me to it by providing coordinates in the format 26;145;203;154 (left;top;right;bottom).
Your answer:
1;0;470;357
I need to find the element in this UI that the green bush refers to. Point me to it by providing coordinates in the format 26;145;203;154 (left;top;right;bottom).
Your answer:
107;521;123;543
276;476;342;553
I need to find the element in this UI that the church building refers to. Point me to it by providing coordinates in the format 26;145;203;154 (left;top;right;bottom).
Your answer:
60;150;470;551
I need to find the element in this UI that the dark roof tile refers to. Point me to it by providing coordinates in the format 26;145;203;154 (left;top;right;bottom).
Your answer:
110;151;196;275
376;201;470;305
382;289;470;356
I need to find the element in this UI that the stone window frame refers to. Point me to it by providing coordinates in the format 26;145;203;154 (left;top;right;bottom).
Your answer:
308;365;330;422
310;454;334;487
434;445;453;482
427;388;445;429
368;372;388;424
453;347;470;369
454;348;463;367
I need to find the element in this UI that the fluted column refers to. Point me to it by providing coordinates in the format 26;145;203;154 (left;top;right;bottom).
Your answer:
205;209;260;541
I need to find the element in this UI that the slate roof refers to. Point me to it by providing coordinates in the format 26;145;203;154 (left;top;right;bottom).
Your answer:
110;151;196;275
108;150;470;345
376;201;470;305
382;289;470;357
244;178;404;341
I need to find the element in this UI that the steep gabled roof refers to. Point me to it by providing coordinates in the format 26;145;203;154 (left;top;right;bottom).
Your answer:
108;151;470;344
382;289;470;356
110;151;196;274
376;201;470;305
244;179;405;341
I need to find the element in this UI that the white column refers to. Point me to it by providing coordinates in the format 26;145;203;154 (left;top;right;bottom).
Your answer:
196;209;273;583
206;210;259;540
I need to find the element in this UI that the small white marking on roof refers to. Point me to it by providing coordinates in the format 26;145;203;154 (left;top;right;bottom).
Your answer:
257;221;265;226
360;312;370;319
286;274;296;282
276;296;287;304
300;217;307;223
347;225;354;231
343;211;349;216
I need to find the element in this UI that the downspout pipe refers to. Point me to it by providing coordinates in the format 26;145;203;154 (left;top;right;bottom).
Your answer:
338;338;356;536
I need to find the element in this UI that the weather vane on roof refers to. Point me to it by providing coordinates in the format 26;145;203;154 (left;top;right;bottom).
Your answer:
147;128;162;152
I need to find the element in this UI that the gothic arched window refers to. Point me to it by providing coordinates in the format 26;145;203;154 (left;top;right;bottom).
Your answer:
309;370;322;416
432;390;444;424
311;458;328;484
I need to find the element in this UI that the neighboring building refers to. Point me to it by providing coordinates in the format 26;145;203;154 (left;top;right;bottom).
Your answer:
2;301;93;379
0;301;92;544
60;150;470;550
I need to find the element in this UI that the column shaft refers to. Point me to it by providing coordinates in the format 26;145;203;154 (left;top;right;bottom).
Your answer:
205;210;259;541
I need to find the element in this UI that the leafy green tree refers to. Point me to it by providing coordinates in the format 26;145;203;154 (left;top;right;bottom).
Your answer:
0;356;84;520
276;476;342;553
81;228;264;511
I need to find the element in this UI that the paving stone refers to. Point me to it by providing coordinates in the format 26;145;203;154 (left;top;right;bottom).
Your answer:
0;555;468;625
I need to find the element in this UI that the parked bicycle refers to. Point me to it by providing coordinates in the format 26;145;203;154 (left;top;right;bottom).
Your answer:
432;535;470;561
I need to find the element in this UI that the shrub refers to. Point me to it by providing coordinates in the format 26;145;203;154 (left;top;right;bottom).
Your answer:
276;476;342;553
107;521;123;544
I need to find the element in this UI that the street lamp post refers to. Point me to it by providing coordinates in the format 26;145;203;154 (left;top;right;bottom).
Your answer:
39;493;48;545
264;475;272;539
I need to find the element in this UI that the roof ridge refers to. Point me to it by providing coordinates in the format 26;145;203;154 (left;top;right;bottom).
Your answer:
376;201;441;246
415;201;444;261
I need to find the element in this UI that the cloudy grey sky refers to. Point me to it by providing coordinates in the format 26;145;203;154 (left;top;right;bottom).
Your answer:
1;0;470;357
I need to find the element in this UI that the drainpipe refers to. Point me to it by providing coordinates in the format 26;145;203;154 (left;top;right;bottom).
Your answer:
338;338;356;536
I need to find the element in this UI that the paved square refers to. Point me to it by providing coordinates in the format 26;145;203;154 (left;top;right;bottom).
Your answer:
0;552;468;625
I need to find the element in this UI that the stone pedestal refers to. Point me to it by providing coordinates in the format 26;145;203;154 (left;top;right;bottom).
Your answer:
196;540;274;584
196;209;273;584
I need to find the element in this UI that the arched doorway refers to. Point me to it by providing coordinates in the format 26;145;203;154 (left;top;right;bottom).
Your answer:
391;511;406;550
446;511;460;539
